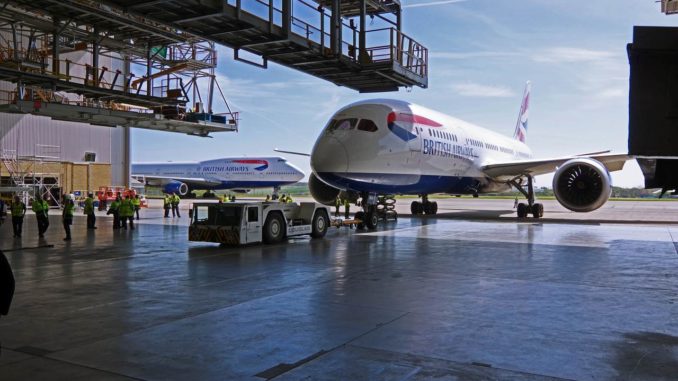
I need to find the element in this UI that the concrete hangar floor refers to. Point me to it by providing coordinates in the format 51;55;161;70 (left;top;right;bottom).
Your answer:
1;198;678;380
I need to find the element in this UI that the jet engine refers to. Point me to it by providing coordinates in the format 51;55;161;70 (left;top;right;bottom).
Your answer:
163;181;189;196
309;173;340;205
552;158;611;212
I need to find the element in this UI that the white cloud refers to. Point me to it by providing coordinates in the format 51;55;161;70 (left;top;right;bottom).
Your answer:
431;51;518;60
596;87;626;99
403;0;467;8
452;82;515;97
531;47;617;63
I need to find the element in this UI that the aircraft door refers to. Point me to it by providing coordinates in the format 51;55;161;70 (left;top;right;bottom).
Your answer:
245;206;262;243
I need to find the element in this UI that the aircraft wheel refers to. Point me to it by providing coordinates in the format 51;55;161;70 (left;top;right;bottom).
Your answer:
311;210;329;238
531;203;544;218
263;213;285;244
517;203;529;218
411;201;422;215
365;210;379;229
431;201;438;215
355;211;366;230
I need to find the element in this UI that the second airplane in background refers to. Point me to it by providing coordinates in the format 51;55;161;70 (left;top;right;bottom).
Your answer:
307;82;631;228
132;157;304;198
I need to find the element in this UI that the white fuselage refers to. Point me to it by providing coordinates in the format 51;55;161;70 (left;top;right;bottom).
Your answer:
311;99;533;195
132;157;304;191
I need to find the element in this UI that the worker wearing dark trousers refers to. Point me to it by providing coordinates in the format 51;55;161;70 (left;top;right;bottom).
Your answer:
163;195;171;218
32;194;49;237
120;196;134;230
62;198;75;241
171;193;181;218
108;196;121;229
84;194;96;229
133;195;141;220
11;195;26;238
344;198;351;219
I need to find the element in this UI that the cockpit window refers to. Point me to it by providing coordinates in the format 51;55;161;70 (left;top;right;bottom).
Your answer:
357;119;378;132
327;118;358;132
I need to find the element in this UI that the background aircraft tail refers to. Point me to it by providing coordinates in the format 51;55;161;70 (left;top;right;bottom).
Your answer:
513;81;531;143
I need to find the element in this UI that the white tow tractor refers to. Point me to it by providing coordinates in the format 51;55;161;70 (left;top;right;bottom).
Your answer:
189;201;331;245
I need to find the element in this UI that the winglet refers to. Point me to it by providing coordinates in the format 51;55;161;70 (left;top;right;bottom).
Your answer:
513;81;531;143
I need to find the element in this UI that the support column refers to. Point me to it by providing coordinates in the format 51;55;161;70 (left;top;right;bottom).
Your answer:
330;0;341;56
11;23;19;62
52;18;60;76
92;27;99;87
146;44;153;96
123;126;131;189
282;0;292;38
359;0;367;64
397;9;402;32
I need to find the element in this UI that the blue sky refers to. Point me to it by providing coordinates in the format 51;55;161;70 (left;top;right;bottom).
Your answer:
132;0;677;188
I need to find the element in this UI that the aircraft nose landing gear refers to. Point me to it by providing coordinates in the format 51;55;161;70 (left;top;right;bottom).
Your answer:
411;195;438;215
510;174;544;218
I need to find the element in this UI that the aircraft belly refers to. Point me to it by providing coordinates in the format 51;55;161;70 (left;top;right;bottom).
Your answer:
316;171;489;195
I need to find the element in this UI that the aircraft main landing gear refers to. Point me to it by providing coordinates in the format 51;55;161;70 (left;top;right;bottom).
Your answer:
411;195;438;215
509;174;544;218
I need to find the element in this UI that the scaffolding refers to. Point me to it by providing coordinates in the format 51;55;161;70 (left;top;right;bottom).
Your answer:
0;144;63;207
0;8;239;136
1;0;428;94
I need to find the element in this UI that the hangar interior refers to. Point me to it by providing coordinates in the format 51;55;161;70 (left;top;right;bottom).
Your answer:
0;0;428;204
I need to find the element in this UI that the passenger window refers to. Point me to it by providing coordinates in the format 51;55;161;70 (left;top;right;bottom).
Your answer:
357;119;378;132
248;207;258;222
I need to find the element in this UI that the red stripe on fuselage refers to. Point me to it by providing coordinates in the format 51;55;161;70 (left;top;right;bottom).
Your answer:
387;112;443;127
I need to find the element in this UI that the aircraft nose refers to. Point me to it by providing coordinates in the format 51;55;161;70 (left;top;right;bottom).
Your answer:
311;135;348;174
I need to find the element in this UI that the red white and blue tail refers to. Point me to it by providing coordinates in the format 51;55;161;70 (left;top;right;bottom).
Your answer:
513;81;530;143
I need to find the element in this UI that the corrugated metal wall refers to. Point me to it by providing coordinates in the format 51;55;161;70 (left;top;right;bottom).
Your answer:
0;95;127;185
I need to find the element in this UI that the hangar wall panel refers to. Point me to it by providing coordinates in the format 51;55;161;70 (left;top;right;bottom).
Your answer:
0;104;126;187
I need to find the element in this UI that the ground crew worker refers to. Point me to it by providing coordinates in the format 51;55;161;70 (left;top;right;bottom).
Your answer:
230;195;236;202
62;197;75;241
279;194;287;203
334;197;341;217
163;194;171;218
119;195;134;230
133;194;141;220
265;195;270;202
344;198;351;219
32;194;49;237
107;195;121;229
171;192;181;218
285;194;293;203
84;193;96;229
10;195;26;238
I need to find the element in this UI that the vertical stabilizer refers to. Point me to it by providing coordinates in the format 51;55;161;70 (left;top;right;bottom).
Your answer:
513;81;531;143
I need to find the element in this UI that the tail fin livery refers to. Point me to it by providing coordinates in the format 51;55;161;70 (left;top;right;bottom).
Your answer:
513;81;531;143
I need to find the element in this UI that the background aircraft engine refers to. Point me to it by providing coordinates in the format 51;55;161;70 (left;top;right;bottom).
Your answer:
552;158;611;212
163;181;189;196
309;173;340;205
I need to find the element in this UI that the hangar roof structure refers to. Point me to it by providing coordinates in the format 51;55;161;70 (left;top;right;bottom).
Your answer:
0;0;429;136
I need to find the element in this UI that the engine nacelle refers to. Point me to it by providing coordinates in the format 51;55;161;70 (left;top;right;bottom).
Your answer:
309;173;340;205
163;181;189;196
553;158;611;212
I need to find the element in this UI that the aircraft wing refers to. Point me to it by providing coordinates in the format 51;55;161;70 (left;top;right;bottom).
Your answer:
136;175;222;188
481;153;633;179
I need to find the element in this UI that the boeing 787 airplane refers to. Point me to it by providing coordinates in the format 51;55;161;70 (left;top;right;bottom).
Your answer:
306;82;631;229
132;157;304;197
